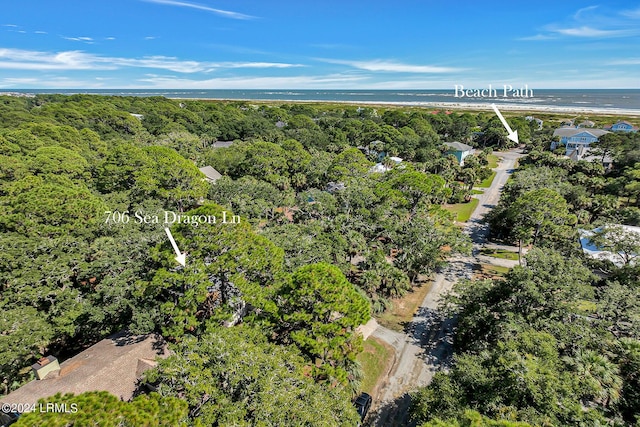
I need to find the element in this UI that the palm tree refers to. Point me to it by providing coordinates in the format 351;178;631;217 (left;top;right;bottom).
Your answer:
564;350;623;408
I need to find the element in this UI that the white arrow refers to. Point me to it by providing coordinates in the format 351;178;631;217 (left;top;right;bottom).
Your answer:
164;227;186;266
491;104;519;143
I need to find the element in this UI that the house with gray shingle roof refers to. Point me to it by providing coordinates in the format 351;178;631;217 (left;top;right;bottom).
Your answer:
551;127;610;155
444;141;474;165
605;120;638;133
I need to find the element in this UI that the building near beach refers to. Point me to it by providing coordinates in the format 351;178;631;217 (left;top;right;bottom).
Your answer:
444;141;474;166
604;120;638;133
551;127;610;155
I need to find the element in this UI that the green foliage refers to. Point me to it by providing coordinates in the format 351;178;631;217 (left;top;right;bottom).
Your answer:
140;204;285;339
278;263;371;385
588;224;640;267
384;170;449;214
419;410;534;427
412;244;639;426
328;147;373;181
145;326;360;426
393;210;471;282
132;146;209;211
209;175;292;221
507;188;576;246
13;391;188;427
11;95;633;424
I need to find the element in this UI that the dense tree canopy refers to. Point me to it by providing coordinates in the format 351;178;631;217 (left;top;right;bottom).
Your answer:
13;391;188;427
2;94;637;425
145;326;360;426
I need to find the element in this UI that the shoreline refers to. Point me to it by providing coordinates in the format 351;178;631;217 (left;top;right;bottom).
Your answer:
2;91;638;117
169;97;640;117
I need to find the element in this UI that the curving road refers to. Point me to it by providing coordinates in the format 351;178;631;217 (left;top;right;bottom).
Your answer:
369;149;524;426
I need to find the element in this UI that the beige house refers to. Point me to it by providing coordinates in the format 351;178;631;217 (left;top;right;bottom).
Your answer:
2;332;169;406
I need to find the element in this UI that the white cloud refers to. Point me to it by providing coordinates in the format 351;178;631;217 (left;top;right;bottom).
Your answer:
309;43;357;50
573;5;598;19
608;58;640;65
0;76;108;89
62;36;95;43
552;26;631;37
111;56;303;72
141;0;255;20
319;59;464;73
136;74;366;89
620;7;640;18
518;34;557;41
224;62;305;69
0;48;303;73
0;49;111;70
521;5;640;41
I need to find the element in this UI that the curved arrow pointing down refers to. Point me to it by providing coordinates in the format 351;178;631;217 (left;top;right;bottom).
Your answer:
491;104;519;144
164;227;186;266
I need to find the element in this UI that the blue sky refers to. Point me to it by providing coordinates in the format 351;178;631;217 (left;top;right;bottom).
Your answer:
1;0;639;89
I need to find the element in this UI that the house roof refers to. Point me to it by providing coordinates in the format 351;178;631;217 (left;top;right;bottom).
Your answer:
212;141;234;148
199;166;222;182
606;120;639;131
2;331;169;406
444;141;473;152
566;146;613;164
369;163;391;173
553;128;610;138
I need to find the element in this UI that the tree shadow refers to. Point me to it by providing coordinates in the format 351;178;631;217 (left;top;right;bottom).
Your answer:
466;217;491;245
112;330;148;347
366;392;417;427
409;306;456;368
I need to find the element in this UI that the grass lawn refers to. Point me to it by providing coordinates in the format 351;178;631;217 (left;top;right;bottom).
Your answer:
376;280;432;332
473;263;511;280
357;337;395;395
444;198;479;222
487;154;499;169
471;189;484;195
478;171;496;188
479;248;519;261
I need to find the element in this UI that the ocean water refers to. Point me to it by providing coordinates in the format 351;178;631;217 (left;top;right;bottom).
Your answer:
7;89;640;113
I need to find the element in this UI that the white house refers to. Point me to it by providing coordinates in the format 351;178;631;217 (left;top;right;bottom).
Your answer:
369;163;392;173
579;224;640;267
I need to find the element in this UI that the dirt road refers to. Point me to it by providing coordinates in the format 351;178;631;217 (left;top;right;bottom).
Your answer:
369;149;524;426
